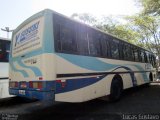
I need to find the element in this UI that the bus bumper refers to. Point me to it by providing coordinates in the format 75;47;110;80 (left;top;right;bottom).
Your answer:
9;89;54;101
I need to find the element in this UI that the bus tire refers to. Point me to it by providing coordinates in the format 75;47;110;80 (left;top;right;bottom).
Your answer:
109;75;123;102
149;73;153;82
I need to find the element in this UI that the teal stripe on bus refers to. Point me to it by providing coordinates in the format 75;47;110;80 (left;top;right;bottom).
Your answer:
57;53;149;82
10;62;29;77
18;59;42;77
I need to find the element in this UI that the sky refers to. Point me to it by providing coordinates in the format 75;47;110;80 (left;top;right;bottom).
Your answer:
0;0;140;39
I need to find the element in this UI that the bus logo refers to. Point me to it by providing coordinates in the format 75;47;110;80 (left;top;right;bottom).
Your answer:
15;21;40;47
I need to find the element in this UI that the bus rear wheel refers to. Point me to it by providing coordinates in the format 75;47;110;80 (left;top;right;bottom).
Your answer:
109;75;123;102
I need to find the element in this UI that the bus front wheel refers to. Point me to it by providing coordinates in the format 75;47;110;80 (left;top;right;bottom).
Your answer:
109;75;123;102
149;73;153;82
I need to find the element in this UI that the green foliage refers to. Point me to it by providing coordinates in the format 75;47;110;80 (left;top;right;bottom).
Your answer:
71;13;139;44
139;0;160;15
71;13;97;25
96;22;140;44
126;15;160;51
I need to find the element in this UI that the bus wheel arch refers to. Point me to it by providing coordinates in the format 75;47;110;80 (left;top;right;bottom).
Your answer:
109;74;123;102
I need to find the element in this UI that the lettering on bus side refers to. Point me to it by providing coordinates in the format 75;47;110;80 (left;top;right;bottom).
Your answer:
15;21;40;47
24;58;37;64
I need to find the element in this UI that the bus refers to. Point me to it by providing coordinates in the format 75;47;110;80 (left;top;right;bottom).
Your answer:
0;37;13;98
9;9;156;102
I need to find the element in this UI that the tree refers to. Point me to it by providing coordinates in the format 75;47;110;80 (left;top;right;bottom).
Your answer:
71;13;97;25
123;15;160;67
71;13;139;44
95;19;140;44
126;15;160;48
139;0;160;15
137;0;160;67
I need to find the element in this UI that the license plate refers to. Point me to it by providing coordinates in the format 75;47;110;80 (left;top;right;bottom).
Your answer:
19;90;25;95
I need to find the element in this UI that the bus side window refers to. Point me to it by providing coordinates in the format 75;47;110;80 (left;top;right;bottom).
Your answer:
100;34;111;58
122;43;132;61
87;28;101;57
133;47;139;62
128;45;132;61
111;39;119;59
138;50;141;62
153;56;156;67
131;46;135;61
150;55;153;66
118;42;124;60
77;24;89;56
60;20;77;53
149;54;152;64
54;14;63;52
53;13;77;54
151;55;156;67
140;50;145;62
144;51;148;63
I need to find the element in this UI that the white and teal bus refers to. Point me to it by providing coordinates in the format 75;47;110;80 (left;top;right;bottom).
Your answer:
0;37;13;98
9;9;156;102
